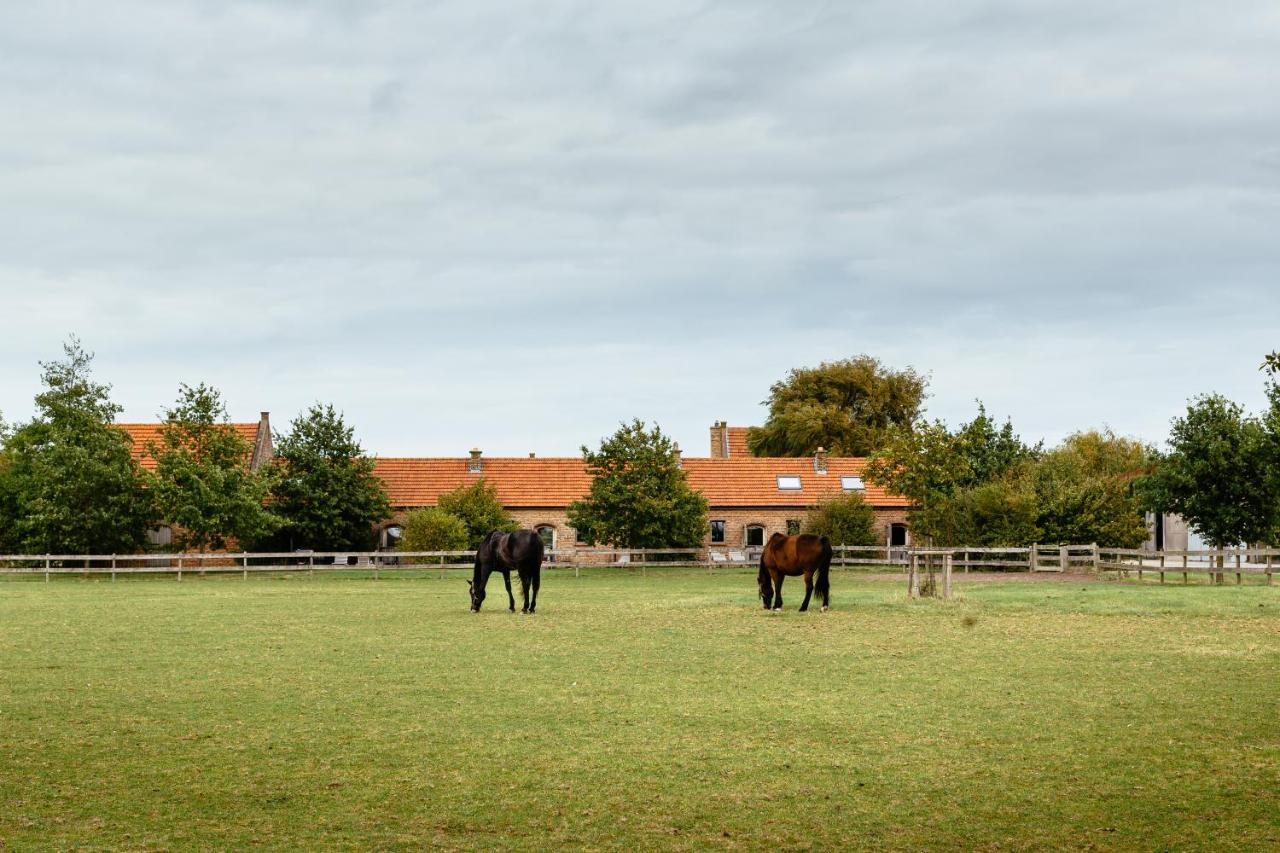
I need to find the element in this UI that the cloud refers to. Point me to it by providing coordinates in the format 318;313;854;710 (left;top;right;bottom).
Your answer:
0;1;1277;455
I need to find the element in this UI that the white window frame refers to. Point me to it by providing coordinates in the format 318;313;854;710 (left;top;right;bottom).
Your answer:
841;476;865;491
745;524;766;547
776;475;802;491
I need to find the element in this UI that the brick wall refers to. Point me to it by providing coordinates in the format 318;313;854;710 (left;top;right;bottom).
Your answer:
383;506;912;551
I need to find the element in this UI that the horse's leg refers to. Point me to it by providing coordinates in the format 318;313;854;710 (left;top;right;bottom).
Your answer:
799;569;814;612
772;570;784;611
528;564;540;614
518;568;531;614
502;569;515;612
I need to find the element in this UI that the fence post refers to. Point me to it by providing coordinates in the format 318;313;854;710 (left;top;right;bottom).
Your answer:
177;556;182;582
1029;544;1037;572
1091;543;1099;574
111;555;116;582
943;554;953;600
44;554;50;583
908;554;920;599
1059;544;1068;573
242;553;248;580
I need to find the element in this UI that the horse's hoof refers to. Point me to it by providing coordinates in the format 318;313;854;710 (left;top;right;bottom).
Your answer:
821;606;829;613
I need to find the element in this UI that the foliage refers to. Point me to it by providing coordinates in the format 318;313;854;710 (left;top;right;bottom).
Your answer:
1141;394;1277;548
434;479;516;548
568;419;708;548
866;403;1040;543
397;508;470;552
148;383;280;551
933;478;1041;547
264;404;391;551
802;492;878;545
1028;431;1150;547
0;339;153;554
746;355;928;457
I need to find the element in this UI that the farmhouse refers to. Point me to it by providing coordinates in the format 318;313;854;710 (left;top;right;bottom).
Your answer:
374;422;912;553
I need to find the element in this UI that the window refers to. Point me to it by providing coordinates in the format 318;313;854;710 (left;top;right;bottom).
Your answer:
745;525;765;547
384;525;402;549
536;525;556;563
776;475;802;491
575;526;591;544
841;476;865;491
147;526;172;547
786;519;801;535
710;520;725;543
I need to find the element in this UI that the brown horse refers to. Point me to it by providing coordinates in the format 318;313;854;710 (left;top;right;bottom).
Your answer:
758;532;832;612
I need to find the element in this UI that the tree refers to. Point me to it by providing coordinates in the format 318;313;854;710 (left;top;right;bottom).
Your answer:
398;509;469;552
435;480;517;548
568;420;709;549
802;492;877;545
264;404;392;551
1142;395;1276;549
946;478;1041;547
747;356;928;457
1029;431;1151;548
0;339;153;553
147;383;279;551
865;403;1036;543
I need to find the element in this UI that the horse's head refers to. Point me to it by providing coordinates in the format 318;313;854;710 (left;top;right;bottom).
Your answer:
468;578;485;612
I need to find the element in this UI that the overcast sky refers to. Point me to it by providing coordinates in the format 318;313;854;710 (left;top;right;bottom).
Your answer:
2;1;1277;457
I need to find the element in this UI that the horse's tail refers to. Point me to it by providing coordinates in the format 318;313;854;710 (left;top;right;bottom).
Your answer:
815;536;832;598
758;549;773;605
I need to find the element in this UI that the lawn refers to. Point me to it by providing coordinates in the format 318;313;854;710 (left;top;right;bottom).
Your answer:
1;569;1278;851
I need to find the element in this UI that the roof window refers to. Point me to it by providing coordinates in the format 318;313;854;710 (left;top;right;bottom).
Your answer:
776;475;802;491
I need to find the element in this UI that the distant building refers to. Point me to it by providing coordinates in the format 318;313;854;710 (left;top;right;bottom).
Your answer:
373;421;912;552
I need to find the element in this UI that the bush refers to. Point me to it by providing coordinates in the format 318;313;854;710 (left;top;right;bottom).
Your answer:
436;480;517;549
398;509;469;552
803;492;877;545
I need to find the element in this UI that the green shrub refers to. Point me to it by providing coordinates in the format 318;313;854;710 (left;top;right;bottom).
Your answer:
398;509;469;552
803;492;877;545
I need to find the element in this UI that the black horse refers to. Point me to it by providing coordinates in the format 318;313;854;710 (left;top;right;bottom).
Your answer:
469;529;545;613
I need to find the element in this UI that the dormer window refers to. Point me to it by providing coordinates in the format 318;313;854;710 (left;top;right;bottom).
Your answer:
841;476;865;491
776;475;802;491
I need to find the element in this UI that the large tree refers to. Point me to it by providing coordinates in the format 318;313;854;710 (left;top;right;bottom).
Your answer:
1143;394;1276;549
1029;431;1150;548
568;420;708;549
148;383;279;551
865;403;1038;543
0;339;152;554
435;479;517;549
264;404;391;551
747;356;928;457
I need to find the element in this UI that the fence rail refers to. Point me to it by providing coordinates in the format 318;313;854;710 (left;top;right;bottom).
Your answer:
2;545;1276;584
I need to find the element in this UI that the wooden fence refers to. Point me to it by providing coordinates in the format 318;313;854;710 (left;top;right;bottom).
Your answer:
2;544;1275;584
1097;547;1279;584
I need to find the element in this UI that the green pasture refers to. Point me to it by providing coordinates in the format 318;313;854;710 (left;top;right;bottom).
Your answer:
1;570;1277;851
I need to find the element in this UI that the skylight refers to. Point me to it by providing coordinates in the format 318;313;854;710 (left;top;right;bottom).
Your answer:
841;476;865;491
776;475;802;490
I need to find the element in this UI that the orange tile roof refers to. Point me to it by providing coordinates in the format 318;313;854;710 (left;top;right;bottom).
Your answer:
374;456;907;509
726;427;751;457
117;423;260;470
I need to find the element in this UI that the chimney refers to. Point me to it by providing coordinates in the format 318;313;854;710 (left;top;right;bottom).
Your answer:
529;452;536;458
673;442;683;468
250;411;273;471
468;448;483;474
813;446;829;475
710;420;729;459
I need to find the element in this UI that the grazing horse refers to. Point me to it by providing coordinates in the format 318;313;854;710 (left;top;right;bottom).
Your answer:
469;529;544;614
758;532;832;612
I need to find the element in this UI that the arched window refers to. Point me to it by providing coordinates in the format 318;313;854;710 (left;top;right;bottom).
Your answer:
383;525;403;550
745;525;765;547
536;525;556;561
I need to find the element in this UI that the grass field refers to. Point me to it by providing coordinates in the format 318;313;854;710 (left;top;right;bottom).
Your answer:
2;569;1278;851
